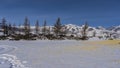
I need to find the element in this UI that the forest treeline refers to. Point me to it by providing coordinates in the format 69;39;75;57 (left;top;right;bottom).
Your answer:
0;17;89;40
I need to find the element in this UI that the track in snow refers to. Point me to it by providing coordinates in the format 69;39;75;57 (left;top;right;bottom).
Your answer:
0;45;28;68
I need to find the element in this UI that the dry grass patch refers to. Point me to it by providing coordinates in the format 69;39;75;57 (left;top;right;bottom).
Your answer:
84;40;120;45
64;45;99;52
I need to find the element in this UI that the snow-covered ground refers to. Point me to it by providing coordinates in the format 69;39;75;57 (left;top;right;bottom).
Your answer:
0;40;120;68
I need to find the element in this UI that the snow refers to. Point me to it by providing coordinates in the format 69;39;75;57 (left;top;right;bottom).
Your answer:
0;54;28;68
0;45;16;54
0;45;28;68
0;32;3;36
0;40;120;68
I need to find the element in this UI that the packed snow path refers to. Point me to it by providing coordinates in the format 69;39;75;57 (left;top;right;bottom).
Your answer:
0;40;120;68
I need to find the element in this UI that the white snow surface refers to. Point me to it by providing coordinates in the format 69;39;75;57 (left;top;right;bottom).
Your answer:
0;54;28;68
0;40;120;68
0;45;28;68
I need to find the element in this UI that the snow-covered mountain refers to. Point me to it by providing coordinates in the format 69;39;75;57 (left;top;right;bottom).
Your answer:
15;24;120;39
62;24;120;39
107;25;120;33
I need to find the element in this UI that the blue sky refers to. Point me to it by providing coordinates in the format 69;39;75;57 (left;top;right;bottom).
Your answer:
0;0;120;27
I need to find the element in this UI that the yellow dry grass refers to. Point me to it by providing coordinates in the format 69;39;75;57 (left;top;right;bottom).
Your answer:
63;40;120;52
63;45;99;52
84;40;120;45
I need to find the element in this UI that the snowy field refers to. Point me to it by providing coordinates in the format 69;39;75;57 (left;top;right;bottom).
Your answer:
0;40;120;68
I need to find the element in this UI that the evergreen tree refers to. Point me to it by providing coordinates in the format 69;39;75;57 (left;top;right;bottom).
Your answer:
5;24;8;36
23;17;31;39
24;17;30;35
54;17;62;36
35;20;40;35
28;21;30;34
12;23;16;34
1;18;7;36
48;26;51;34
1;18;8;36
42;20;47;39
1;18;6;28
81;21;89;40
8;23;12;35
42;20;47;35
18;23;21;35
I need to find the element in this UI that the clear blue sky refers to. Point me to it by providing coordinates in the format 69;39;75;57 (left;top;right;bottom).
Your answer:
0;0;120;27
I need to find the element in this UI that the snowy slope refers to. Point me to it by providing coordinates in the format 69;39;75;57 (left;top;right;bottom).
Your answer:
63;24;120;39
107;25;120;33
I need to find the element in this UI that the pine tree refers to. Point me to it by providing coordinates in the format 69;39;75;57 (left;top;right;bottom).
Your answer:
8;23;12;35
54;17;62;36
12;23;16;34
23;17;31;39
28;21;30;34
48;26;51;34
5;24;8;36
35;20;39;35
1;18;7;36
18;23;21;35
42;20;47;35
24;17;30;35
81;21;89;40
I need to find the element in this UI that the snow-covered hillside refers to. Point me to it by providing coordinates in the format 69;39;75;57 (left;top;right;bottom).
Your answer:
40;24;120;39
107;25;120;33
63;24;120;39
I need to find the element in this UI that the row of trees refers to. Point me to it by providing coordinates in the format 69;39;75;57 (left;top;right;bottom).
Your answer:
0;17;88;40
